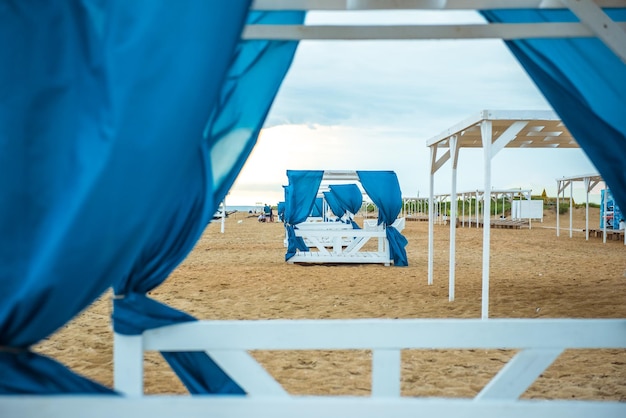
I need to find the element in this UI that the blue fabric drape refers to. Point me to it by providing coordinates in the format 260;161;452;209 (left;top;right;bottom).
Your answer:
311;197;324;218
357;171;408;266
111;10;304;395
277;201;286;222
323;190;344;220
207;11;305;205
0;1;251;393
284;170;324;260
328;184;363;227
481;8;626;213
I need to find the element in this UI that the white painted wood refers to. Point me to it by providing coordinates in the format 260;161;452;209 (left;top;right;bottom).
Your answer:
242;22;597;41
584;177;590;240
449;135;458;302
603;186;608;244
3;396;626;418
491;121;528;156
113;333;144;396
141;319;626;351
480;120;492;320
371;349;401;397
30;319;624;417
251;0;623;11
556;182;561;237
289;228;391;265
569;180;574;238
476;348;563;400
428;145;436;285
206;350;288;396
563;0;626;64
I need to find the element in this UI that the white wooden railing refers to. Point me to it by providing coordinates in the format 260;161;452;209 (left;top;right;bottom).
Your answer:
3;318;626;417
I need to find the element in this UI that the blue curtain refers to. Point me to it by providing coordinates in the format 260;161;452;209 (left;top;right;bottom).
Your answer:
277;201;286;222
311;197;324;218
481;8;626;212
328;184;363;227
111;10;304;394
0;1;252;394
323;190;344;220
284;170;324;260
357;171;408;266
207;11;305;204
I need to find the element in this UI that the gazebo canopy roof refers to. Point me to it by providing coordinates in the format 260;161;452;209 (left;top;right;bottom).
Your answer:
557;173;602;182
426;110;579;149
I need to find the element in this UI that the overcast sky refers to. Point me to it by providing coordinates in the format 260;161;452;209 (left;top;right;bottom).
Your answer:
227;10;600;207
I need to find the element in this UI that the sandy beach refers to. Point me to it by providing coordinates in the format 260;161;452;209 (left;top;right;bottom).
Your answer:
36;206;626;400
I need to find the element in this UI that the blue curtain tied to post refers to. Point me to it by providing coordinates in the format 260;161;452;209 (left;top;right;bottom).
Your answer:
357;171;408;266
0;1;302;395
481;8;626;212
111;9;305;394
284;170;324;260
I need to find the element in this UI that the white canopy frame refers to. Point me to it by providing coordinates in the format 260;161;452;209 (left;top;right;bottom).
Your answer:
248;0;626;64
427;110;580;319
555;173;602;241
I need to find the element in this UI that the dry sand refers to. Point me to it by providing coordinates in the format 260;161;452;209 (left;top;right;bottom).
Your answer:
36;207;626;400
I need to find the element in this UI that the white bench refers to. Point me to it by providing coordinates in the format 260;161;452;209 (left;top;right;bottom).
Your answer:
288;227;391;265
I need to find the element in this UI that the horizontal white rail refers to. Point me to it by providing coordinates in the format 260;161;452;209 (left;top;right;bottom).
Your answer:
4;319;626;417
245;0;626;63
3;396;625;418
251;0;623;11
141;318;626;351
242;22;598;40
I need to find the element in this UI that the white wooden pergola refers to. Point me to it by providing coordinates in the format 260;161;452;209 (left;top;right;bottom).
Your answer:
426;110;579;318
556;173;602;240
557;173;626;244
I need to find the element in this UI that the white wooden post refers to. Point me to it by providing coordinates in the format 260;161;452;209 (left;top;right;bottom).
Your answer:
113;333;144;396
371;349;401;397
569;181;573;238
480;121;492;320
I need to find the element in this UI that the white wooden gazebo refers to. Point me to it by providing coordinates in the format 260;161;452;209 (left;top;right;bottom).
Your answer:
556;173;602;240
426;110;579;318
556;173;626;244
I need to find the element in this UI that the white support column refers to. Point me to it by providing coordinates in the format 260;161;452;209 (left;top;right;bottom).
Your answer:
372;349;401;397
113;333;144;396
584;177;590;241
603;186;608;244
526;192;533;230
480;121;492;320
449;135;459;302
569;181;573;238
467;193;476;228
462;193;466;228
556;181;561;237
476;190;481;228
428;146;436;285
